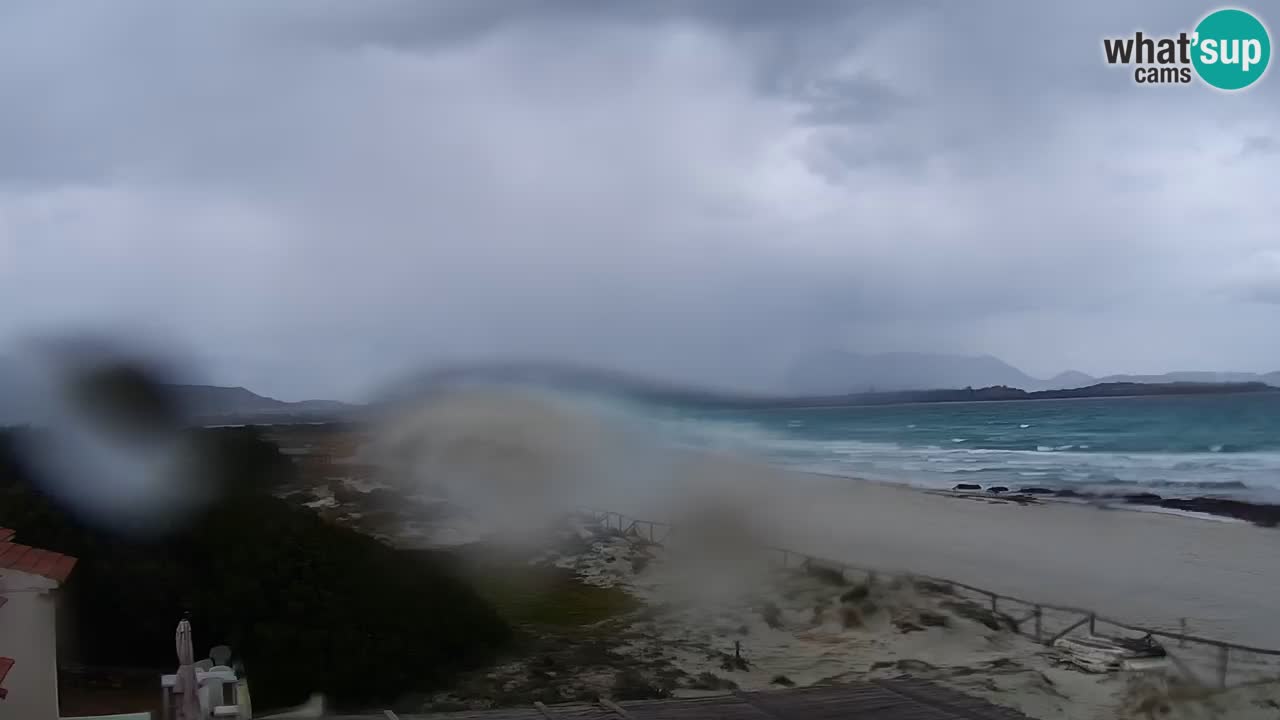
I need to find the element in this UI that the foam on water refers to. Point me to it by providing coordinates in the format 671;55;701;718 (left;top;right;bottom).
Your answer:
372;383;1280;508
637;393;1280;503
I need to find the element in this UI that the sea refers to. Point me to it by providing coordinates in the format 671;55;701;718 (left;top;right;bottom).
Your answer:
636;393;1280;504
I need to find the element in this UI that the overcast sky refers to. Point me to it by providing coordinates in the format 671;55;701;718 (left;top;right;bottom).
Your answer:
1;1;1278;400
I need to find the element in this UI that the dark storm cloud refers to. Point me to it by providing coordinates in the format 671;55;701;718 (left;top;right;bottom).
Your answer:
294;0;884;49
0;0;1278;399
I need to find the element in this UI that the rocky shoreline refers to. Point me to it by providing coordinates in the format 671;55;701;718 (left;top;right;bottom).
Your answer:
949;483;1280;527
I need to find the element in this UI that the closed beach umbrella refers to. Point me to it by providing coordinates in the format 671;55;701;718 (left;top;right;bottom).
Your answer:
174;618;202;720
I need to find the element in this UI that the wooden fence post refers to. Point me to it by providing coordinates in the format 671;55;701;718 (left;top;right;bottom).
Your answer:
1045;615;1090;646
1180;618;1187;648
1217;647;1229;688
1033;606;1043;642
1088;613;1095;635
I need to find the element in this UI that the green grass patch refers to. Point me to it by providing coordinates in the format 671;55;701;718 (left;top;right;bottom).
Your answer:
468;564;640;629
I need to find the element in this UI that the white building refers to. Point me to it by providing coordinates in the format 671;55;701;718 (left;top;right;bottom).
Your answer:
0;527;78;720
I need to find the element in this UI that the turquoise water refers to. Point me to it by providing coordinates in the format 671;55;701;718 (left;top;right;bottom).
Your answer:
645;394;1280;502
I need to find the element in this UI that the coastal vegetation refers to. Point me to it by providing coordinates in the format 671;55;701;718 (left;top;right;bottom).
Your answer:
0;426;511;711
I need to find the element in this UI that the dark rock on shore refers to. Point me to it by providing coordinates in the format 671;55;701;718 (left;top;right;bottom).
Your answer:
987;486;1009;494
1126;496;1280;528
1122;492;1164;503
953;483;981;491
1017;486;1280;528
1113;634;1167;658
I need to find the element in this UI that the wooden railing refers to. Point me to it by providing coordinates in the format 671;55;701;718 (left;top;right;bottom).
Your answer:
580;508;1280;688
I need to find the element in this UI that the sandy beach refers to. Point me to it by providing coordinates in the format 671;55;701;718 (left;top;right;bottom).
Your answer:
359;392;1280;648
723;472;1280;649
529;515;1280;720
280;408;1280;717
365;388;1280;658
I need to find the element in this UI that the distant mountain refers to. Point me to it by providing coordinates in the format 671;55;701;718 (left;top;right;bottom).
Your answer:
784;351;1280;395
1045;370;1096;389
785;351;1042;394
166;385;356;423
1094;371;1280;386
0;369;356;427
731;382;1280;410
7;353;1278;428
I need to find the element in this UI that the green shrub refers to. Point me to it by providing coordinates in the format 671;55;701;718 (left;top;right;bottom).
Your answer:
0;427;510;711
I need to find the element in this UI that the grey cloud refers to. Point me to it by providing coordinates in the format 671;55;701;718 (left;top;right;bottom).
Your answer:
1;0;1278;400
293;0;891;50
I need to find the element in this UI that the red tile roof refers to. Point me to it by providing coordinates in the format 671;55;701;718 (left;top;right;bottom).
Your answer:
0;530;77;584
0;656;13;700
0;527;69;703
0;532;9;701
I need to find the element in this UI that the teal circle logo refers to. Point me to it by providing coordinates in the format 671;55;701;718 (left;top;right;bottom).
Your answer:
1192;8;1271;90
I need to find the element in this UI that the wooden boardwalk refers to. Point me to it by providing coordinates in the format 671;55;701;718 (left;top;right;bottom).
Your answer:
336;680;1035;720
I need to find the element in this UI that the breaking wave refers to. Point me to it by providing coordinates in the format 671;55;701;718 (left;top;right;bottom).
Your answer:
627;393;1280;503
365;380;1280;513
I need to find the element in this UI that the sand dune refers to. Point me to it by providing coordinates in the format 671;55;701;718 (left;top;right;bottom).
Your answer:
548;520;1280;720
